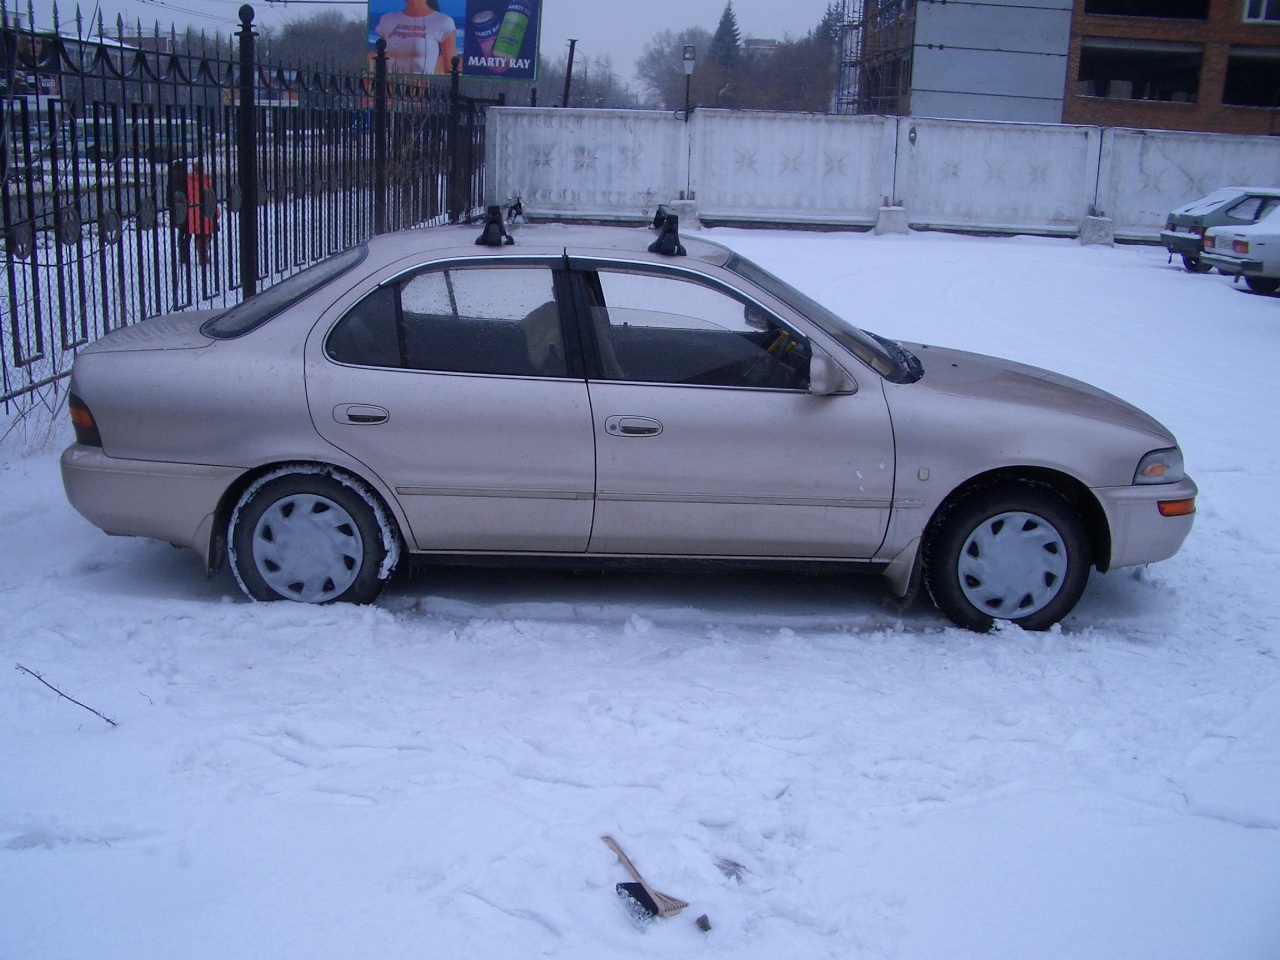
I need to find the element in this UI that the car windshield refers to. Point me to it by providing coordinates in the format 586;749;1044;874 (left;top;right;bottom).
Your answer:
725;253;923;383
201;246;368;339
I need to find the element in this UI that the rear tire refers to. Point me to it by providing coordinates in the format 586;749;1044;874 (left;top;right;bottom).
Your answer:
1181;254;1210;273
229;467;399;604
924;482;1091;632
1245;276;1280;295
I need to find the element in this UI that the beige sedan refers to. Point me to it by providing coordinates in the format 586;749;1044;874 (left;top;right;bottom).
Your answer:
61;222;1196;630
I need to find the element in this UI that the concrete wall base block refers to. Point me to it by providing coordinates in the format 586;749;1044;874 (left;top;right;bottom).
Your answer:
875;206;910;235
668;199;700;228
1079;216;1115;245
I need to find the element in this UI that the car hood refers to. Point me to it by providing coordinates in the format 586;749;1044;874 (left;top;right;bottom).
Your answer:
905;343;1173;441
78;310;220;354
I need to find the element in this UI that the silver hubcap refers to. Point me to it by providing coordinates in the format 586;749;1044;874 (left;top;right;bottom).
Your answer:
958;510;1068;619
252;493;363;602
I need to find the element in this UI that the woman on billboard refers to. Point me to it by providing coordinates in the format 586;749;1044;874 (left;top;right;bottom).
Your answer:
374;0;457;75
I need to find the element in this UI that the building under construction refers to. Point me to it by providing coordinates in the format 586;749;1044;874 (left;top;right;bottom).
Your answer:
835;0;917;116
835;0;1074;122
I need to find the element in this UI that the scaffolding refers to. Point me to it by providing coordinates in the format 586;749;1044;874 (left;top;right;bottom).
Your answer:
835;0;917;115
834;0;864;114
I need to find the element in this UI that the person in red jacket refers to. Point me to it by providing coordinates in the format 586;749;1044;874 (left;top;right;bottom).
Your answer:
186;160;217;266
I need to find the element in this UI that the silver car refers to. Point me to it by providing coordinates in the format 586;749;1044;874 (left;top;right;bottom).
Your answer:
61;221;1197;631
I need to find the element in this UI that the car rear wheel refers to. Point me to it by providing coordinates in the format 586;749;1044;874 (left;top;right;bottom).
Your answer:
229;468;399;604
1181;254;1211;273
924;482;1091;632
1245;276;1280;295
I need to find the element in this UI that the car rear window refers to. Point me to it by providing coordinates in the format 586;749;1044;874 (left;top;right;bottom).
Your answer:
201;245;368;339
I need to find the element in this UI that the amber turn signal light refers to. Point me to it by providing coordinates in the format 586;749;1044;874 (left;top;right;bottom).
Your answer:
69;394;103;447
1158;498;1196;518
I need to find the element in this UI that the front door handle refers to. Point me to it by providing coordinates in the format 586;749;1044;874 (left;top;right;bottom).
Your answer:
604;415;662;437
334;404;389;425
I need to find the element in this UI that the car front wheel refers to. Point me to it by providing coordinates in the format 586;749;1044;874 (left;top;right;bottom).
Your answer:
924;482;1091;632
229;467;399;604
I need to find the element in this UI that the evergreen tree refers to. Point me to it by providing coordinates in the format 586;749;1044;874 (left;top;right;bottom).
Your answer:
709;2;741;71
813;3;844;48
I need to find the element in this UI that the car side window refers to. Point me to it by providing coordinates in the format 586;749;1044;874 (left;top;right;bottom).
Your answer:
326;285;402;367
326;264;568;377
1227;196;1269;221
588;269;809;390
399;266;567;377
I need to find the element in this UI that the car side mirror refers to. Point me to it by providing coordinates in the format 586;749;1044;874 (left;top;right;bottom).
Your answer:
809;352;852;396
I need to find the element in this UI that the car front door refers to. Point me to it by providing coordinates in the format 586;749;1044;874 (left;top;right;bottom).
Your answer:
306;260;596;553
573;263;896;559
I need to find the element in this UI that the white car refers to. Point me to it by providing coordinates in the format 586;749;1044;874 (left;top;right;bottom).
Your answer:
1202;203;1280;294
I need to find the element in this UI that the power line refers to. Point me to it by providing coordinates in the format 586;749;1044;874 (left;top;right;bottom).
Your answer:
135;0;239;24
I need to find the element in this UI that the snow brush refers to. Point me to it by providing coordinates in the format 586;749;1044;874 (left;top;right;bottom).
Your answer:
601;835;688;919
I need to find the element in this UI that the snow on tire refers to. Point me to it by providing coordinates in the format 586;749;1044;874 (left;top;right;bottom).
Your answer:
229;466;400;604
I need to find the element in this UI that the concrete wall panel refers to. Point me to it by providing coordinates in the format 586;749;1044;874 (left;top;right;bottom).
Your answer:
485;108;684;222
1100;128;1280;237
894;118;1098;233
690;111;890;225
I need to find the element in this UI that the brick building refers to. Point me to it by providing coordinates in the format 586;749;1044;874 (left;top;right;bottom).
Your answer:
1064;0;1280;134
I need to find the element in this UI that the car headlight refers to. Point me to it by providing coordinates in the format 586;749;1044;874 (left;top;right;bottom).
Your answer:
1134;447;1184;485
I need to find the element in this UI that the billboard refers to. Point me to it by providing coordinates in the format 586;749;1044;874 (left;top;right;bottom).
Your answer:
367;0;540;81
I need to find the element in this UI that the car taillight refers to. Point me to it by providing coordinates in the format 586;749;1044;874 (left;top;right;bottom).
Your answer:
1192;226;1205;236
69;393;102;447
1233;239;1250;255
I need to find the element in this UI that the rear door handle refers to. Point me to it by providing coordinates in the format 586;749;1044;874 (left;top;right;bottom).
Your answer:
605;416;662;437
334;404;389;425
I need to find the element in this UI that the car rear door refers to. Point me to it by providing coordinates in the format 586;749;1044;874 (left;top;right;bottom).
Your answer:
306;259;596;553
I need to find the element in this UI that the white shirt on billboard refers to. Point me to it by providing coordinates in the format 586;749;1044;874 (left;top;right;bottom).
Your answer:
376;9;456;74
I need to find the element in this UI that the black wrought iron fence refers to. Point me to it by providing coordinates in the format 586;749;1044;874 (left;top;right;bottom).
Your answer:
1;4;491;407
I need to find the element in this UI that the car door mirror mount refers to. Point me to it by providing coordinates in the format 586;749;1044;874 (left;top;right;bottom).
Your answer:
809;352;853;396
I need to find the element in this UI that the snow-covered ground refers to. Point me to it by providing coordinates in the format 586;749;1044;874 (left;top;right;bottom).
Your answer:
3;229;1278;959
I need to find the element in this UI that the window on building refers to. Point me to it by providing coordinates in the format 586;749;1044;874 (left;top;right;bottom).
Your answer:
1076;38;1202;102
1244;0;1280;22
1223;47;1280;106
1084;0;1208;18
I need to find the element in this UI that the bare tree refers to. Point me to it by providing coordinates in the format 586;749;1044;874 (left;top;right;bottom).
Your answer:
260;12;367;71
635;27;714;110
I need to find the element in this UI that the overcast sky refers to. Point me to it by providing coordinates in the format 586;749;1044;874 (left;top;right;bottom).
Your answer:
27;0;836;87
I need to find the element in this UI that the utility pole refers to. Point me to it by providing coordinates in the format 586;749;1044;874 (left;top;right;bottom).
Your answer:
561;38;577;107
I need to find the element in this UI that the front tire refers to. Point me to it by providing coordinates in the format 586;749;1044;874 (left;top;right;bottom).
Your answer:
1245;276;1280;295
229;468;399;604
924;482;1091;632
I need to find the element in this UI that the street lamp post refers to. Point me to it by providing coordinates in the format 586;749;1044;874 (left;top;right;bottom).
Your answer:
683;44;696;122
